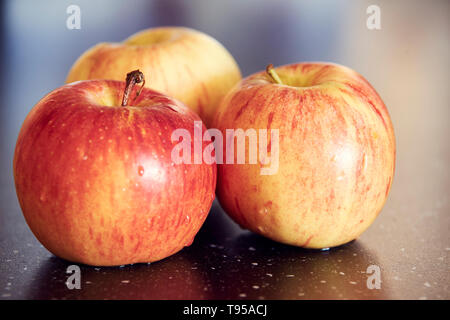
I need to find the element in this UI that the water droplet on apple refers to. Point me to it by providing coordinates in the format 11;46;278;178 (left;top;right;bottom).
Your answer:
184;237;194;247
82;155;88;160
258;204;271;215
138;166;145;176
39;193;46;202
186;215;190;223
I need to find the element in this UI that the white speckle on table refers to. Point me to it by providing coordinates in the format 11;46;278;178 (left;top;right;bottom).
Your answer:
251;262;258;266
298;292;305;297
424;282;431;287
266;273;273;277
121;280;130;284
239;293;247;298
286;274;295;278
349;281;357;285
419;296;427;300
339;272;345;275
320;280;327;283
248;247;256;251
252;285;260;289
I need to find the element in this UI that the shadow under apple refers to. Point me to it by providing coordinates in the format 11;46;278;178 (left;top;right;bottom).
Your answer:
24;200;391;300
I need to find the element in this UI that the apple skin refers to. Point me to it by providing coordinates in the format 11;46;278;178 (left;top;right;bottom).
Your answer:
213;62;395;249
66;27;242;126
13;80;216;266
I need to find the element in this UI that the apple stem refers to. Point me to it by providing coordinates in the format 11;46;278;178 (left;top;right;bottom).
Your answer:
121;70;146;106
266;64;283;85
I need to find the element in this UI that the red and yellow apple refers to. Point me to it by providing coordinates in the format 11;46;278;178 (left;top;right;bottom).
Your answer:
13;73;216;266
66;27;242;126
213;62;395;249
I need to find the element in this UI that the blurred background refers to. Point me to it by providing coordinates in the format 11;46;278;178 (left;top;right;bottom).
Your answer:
0;0;448;299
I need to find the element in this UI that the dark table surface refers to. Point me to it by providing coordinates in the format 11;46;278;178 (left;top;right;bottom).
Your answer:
0;0;449;300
